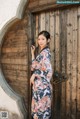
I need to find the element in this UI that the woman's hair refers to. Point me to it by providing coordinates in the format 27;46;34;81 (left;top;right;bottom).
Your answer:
38;30;50;40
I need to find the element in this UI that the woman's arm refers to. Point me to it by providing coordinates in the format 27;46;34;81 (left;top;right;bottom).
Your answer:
31;45;35;60
33;50;53;81
30;73;35;85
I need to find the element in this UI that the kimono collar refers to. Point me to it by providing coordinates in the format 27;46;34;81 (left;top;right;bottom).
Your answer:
40;46;49;53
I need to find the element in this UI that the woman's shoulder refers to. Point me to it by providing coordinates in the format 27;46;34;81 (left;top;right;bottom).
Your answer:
42;48;50;54
41;48;51;59
41;47;50;53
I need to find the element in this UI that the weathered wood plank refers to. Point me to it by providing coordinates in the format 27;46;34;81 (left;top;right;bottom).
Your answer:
60;9;67;119
35;14;39;47
40;12;45;31
3;38;28;47
77;6;80;119
2;52;27;58
28;0;56;8
26;11;34;119
50;11;55;69
3;69;28;79
39;0;48;6
2;47;27;53
39;0;55;6
49;11;55;118
5;75;28;81
54;10;60;119
66;9;73;119
2;64;28;71
38;13;41;33
71;8;77;119
55;10;60;71
33;14;36;43
35;15;39;38
28;1;39;8
6;33;27;41
45;12;50;32
1;58;28;65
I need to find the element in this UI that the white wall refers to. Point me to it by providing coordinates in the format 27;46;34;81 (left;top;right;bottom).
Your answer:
0;87;23;119
0;0;27;43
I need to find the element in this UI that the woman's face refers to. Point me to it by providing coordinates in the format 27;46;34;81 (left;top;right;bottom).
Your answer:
37;34;49;50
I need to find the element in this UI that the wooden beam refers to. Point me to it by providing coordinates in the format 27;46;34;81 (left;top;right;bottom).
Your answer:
28;2;80;13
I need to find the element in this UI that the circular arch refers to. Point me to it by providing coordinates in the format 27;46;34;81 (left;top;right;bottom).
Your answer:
0;0;29;118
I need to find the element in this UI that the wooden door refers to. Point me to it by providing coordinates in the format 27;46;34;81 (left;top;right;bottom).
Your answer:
31;6;80;119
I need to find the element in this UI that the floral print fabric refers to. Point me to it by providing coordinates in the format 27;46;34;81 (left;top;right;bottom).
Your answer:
31;47;53;119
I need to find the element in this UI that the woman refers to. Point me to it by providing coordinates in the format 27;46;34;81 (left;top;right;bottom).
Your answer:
30;31;53;119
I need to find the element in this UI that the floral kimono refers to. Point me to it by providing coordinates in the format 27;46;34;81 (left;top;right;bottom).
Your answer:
31;46;53;119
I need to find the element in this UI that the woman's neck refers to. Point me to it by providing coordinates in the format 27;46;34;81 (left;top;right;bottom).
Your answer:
40;45;48;52
40;45;48;50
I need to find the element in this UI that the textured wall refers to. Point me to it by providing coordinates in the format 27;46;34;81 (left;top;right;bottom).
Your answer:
0;0;27;43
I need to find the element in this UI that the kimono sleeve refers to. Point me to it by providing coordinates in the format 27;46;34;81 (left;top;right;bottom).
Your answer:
41;52;53;80
33;50;53;80
31;58;41;71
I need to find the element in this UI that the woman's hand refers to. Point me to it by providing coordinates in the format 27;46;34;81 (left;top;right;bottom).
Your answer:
30;74;35;86
31;45;35;61
31;45;35;55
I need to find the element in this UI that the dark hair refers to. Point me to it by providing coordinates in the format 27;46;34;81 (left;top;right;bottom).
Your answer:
38;30;50;40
